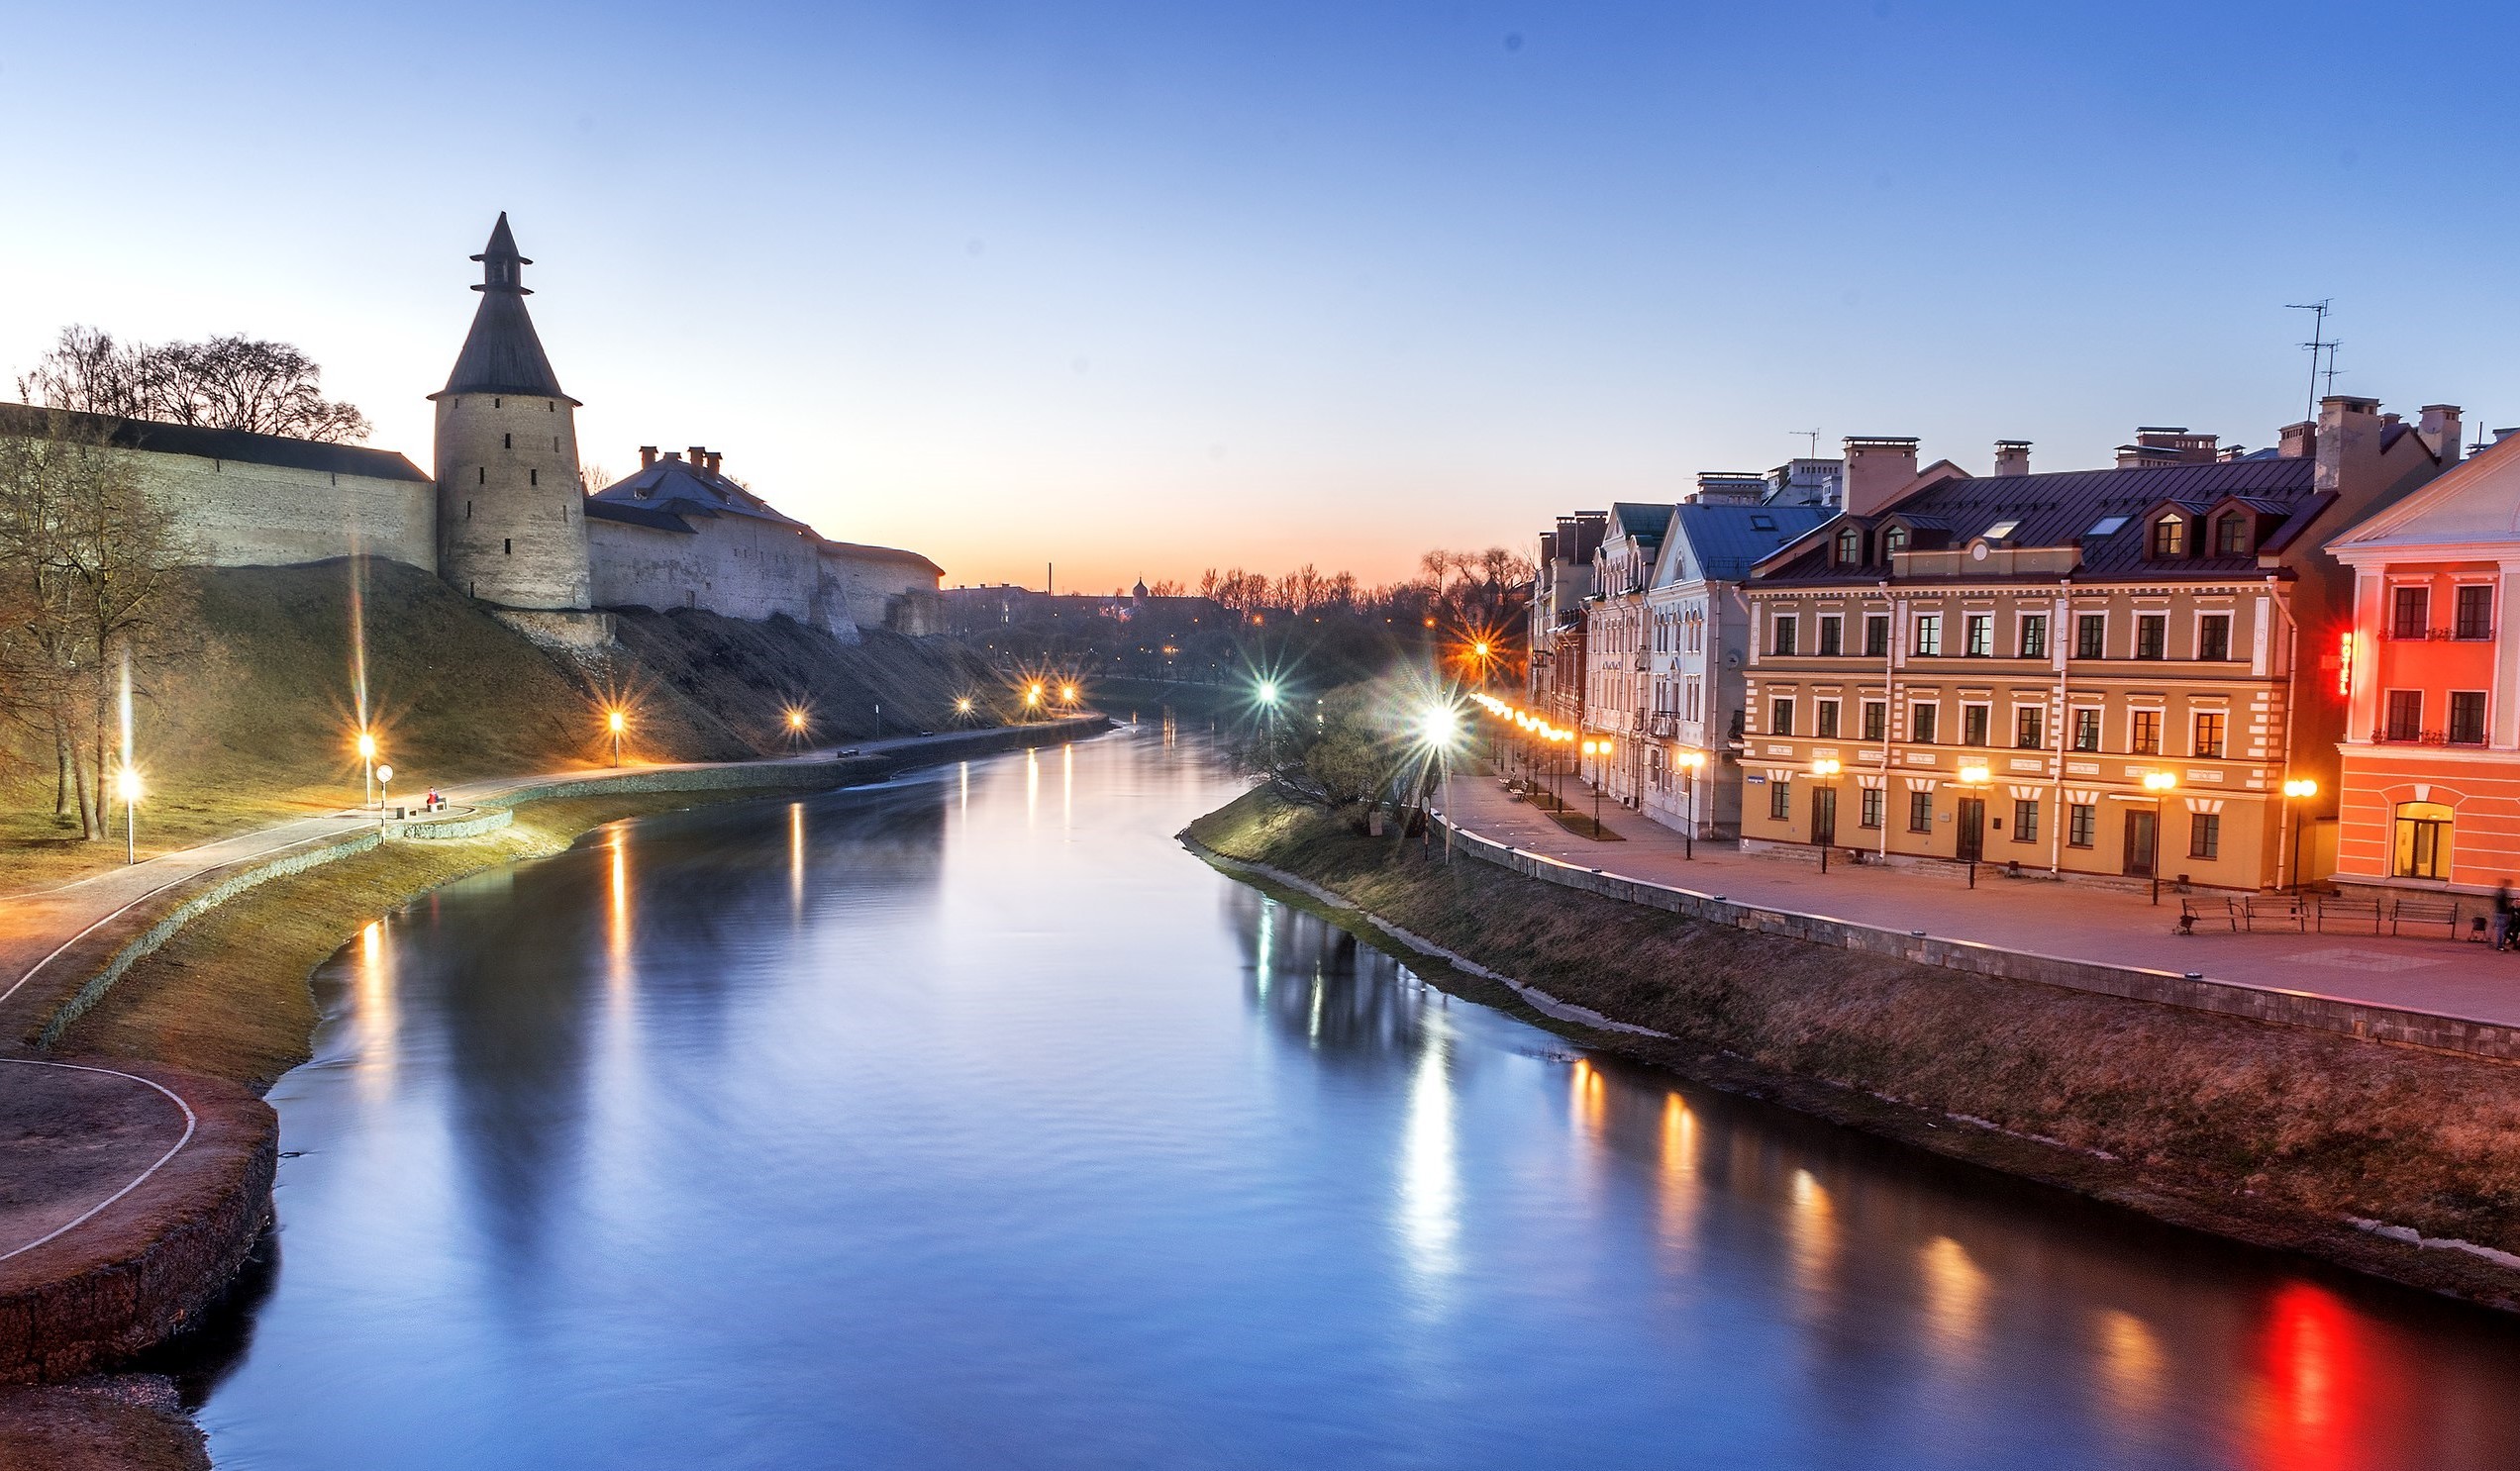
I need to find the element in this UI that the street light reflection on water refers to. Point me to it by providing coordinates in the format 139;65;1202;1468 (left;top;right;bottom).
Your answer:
187;726;2520;1470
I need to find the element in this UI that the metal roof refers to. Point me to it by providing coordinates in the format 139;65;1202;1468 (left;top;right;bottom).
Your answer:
590;458;812;531
584;499;692;533
434;214;577;404
0;402;429;482
1666;502;1836;581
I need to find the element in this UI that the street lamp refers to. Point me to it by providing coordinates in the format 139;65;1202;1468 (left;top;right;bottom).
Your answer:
2282;777;2318;892
607;709;627;768
1674;749;1705;858
1418;704;1462;862
785;706;810;749
1810;756;1842;872
375;763;395;822
1581;736;1614;836
356;730;378;808
956;696;975;721
2142;770;2178;905
117;764;142;865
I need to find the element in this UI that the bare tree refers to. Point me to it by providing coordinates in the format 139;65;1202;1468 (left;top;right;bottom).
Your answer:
19;326;371;442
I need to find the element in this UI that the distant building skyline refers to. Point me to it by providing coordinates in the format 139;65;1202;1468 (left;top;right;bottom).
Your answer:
10;1;2520;593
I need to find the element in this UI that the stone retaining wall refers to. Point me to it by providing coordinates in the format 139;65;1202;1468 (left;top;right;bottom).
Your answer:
1442;817;2520;1062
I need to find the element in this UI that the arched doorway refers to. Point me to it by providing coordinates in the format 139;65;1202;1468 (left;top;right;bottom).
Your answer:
2393;801;2455;880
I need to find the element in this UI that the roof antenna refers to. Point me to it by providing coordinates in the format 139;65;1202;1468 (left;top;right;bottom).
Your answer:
1791;428;1822;458
2286;299;2335;421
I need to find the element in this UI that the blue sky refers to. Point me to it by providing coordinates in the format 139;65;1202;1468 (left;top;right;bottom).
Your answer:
5;1;2517;590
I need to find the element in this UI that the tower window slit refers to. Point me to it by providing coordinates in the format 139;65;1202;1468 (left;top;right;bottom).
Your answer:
530;469;538;485
504;539;512;555
477;466;484;484
503;433;511;449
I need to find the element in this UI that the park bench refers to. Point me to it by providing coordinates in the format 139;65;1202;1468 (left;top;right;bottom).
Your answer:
2242;894;2309;932
2176;896;2239;935
2315;896;2382;934
2388;897;2462;939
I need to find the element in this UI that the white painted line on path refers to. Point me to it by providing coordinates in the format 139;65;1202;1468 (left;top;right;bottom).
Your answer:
0;1058;198;1265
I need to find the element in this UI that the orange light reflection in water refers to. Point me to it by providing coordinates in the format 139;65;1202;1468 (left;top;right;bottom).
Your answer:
1787;1167;1841;1314
1568;1059;1605;1139
2247;1281;2368;1471
1656;1094;1701;1263
1918;1235;1988;1366
354;920;396;1099
788;803;804;913
606;839;633;1007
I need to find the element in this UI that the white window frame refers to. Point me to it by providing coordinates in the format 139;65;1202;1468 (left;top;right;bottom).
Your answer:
1913;614;1943;657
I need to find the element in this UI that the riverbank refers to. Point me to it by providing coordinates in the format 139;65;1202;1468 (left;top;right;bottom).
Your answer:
1183;785;2520;1312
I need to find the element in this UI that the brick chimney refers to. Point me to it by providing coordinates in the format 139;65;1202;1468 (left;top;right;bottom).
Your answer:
706;451;723;475
640;445;657;468
1843;436;1921;515
2313;395;2385;493
2277;420;2317;458
687;444;707;468
1992;441;2031;476
2419;404;2464;463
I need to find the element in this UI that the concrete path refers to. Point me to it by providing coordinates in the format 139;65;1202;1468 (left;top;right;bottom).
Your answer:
1441;769;2520;1030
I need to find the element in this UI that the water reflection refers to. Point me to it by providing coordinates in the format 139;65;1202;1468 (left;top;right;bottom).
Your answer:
179;723;2520;1471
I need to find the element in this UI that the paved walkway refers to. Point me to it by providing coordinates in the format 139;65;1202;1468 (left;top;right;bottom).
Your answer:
1441;769;2520;1030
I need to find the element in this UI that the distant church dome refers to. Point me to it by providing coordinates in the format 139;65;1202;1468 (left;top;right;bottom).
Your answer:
1132;577;1149;601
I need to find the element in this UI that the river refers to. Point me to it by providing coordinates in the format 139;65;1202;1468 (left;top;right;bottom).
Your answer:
171;721;2520;1468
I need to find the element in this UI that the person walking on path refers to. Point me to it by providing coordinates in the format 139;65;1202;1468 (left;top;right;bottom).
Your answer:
2494;881;2514;952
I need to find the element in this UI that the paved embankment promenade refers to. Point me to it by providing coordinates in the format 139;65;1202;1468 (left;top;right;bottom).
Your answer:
1440;769;2520;1055
0;716;1108;1385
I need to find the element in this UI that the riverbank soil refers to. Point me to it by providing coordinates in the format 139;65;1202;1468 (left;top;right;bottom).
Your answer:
1185;785;2520;1308
0;1377;208;1470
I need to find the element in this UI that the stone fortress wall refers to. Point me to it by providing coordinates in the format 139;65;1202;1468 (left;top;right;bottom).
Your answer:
137;447;437;572
433;391;590;610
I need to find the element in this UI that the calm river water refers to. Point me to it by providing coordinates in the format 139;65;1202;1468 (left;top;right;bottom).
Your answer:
176;722;2520;1468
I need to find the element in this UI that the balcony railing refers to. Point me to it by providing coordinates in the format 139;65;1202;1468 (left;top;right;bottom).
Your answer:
2387;626;2497;642
2372;728;2489;747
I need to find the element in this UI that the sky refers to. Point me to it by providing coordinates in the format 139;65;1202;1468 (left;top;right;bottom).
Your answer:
6;1;2520;593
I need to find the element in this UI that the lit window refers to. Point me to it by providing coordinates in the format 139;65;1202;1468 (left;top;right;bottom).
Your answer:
2152;516;2188;557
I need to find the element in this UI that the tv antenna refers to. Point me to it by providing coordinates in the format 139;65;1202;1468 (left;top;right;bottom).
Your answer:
1791;428;1822;457
2286;299;2336;421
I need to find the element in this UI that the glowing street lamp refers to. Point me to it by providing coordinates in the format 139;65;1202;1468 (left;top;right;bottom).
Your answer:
1808;757;1844;871
1580;736;1615;836
956;696;975;720
1060;683;1079;706
1673;749;1706;858
2281;776;2319;893
607;709;628;768
117;764;142;865
2141;770;2177;905
356;729;379;808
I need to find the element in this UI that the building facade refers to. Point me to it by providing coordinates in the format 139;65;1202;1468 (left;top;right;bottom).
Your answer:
1641;497;1833;836
1529;512;1604;722
1734;402;2453;891
1582;504;1664;806
2326;428;2520;897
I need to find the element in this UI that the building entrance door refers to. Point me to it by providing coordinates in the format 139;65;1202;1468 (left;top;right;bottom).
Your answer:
1812;786;1838;848
1956;797;1985;862
2124;809;2157;878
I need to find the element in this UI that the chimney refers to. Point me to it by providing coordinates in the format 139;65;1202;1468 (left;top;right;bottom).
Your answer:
2419;404;2464;463
2277;420;2317;459
1992;441;2031;476
706;451;723;475
662;450;682;461
1842;436;1921;515
687;444;707;468
639;445;657;468
2313;395;2384;494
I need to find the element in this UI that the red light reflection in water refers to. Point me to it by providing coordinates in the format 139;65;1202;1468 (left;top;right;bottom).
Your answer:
2248;1282;2368;1471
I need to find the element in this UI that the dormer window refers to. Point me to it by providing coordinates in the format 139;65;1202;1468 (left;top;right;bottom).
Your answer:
2213;513;2251;556
1835;527;1863;564
1881;526;1910;557
2151;514;2187;557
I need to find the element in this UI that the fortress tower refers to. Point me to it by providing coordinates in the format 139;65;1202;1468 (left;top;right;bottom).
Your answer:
433;214;592;611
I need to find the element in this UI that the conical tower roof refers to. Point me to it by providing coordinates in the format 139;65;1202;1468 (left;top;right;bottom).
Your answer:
433;213;578;404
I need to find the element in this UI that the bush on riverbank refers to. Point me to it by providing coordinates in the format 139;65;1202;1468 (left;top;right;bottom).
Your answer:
1186;786;2520;1293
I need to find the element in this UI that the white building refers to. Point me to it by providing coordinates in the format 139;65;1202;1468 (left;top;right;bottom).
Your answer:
1582;504;1667;807
1641;495;1833;837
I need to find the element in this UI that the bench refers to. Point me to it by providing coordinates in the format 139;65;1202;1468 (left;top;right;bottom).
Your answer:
2389;898;2462;939
2242;894;2309;932
2315;896;2382;934
2177;897;2239;935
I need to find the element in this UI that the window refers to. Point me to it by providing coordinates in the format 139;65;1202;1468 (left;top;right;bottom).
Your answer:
1962;704;1991;746
1908;790;1934;833
1817;615;1843;656
1770;779;1793;821
1965;614;1993;656
2086;515;2131;539
1865;614;1891;657
2193;712;2225;758
1770;698;1795;736
2196;614;2231;661
1836;528;1863;564
1816;699;1841;738
2016;707;2044;749
1685;681;1701;721
529;468;539;486
477;466;485;485
2392;586;2430;640
2394;800;2454;880
2151;515;2187;557
1773;615;1799;655
2385;690;2423;741
2457;585;2495;640
2135;615;2167;659
503;538;512;555
1910;703;1939;743
1882;526;1910;557
1861;788;1883;829
2075;614;2106;659
2131;710;2162;754
1914;615;1943;656
502;433;512;449
2068;803;2096;847
2013;799;2039;842
1752;514;1775;531
2019;614;2048;658
1862;701;1886;740
2214;515;2251;556
2072;709;2100;751
2189;813;2221;860
1982;519;2021;541
2450;691;2488;745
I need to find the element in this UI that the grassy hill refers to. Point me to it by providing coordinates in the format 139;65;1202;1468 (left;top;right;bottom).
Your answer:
0;557;1004;890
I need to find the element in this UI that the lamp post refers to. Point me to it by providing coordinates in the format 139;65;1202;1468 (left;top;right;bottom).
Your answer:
608;709;627;768
1956;762;1992;888
786;707;809;750
1675;749;1703;858
2142;770;2178;905
117;765;141;865
1810;756;1842;873
2282;777;2319;892
1582;736;1614;837
356;730;378;809
375;763;394;824
1420;704;1461;863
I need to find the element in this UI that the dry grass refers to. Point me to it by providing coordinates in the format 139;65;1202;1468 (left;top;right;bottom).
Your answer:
1189;788;2520;1258
52;790;790;1091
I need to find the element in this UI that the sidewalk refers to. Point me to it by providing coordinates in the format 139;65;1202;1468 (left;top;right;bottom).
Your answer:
1441;769;2520;1031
